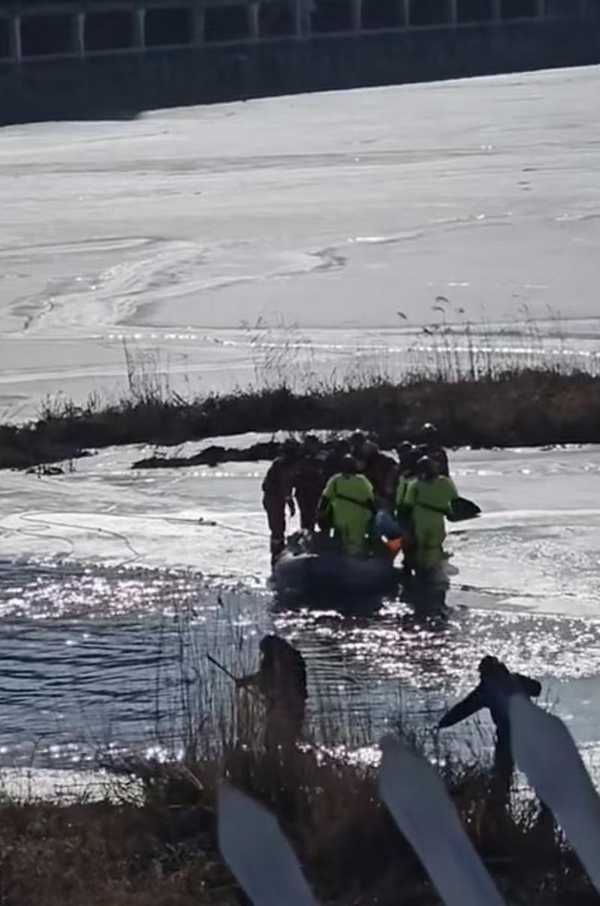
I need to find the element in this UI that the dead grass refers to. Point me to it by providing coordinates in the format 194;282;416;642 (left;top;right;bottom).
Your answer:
0;798;235;906
1;736;596;906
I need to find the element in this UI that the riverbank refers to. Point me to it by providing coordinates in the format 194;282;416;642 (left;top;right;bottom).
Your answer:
0;730;595;906
3;368;600;471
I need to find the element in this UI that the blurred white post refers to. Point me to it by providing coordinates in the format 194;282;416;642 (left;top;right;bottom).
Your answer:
536;0;546;16
218;785;319;906
248;2;260;39
492;0;502;22
378;737;507;906
73;11;85;57
448;0;458;25
134;6;146;49
351;0;362;31
10;14;21;62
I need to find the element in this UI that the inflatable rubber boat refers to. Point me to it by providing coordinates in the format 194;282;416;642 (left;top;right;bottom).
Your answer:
272;532;401;599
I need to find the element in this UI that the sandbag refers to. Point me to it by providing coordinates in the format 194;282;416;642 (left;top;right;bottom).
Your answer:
447;497;481;523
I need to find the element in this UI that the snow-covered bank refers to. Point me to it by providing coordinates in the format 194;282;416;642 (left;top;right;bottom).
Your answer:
2;66;600;417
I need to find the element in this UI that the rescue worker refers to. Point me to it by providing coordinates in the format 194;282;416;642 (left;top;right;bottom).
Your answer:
396;440;417;470
439;655;541;796
349;430;367;461
293;435;325;532
317;454;375;556
404;455;457;572
359;439;398;509
395;444;418;573
262;438;300;565
395;444;418;522
417;422;450;477
323;437;351;482
236;634;307;749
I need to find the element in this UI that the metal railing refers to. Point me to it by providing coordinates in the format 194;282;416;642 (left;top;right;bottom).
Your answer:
0;0;587;65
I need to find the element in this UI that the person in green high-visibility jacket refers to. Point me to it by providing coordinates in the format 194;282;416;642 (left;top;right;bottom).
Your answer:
318;455;375;556
404;456;458;572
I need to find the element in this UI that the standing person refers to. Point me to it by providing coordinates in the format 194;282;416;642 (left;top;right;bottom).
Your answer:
236;635;307;750
417;422;450;477
438;656;542;798
349;430;367;461
395;443;418;523
293;435;325;533
317;455;375;556
262;439;300;565
404;456;457;572
362;439;398;509
395;444;418;573
323;437;351;482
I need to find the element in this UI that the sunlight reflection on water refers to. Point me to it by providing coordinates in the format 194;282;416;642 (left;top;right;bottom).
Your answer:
1;560;600;770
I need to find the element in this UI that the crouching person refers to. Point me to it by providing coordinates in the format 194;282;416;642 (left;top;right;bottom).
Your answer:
439;655;541;801
236;635;307;751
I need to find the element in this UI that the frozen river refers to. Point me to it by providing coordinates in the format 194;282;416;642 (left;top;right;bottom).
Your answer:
1;65;600;418
0;65;600;780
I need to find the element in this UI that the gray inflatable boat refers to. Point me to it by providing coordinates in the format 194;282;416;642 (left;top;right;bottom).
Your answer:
272;534;400;598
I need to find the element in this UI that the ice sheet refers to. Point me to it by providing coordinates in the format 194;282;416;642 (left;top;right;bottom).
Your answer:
1;66;600;417
1;443;599;615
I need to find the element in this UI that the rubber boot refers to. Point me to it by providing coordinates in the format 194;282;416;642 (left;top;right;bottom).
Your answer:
270;537;285;567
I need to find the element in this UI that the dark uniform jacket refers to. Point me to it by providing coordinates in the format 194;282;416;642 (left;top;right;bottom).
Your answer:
439;672;541;746
262;457;296;500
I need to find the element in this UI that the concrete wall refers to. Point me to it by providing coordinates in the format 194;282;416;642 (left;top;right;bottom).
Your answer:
1;17;600;125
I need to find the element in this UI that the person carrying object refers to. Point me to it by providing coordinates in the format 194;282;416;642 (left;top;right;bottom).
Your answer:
404;455;457;572
317;454;375;556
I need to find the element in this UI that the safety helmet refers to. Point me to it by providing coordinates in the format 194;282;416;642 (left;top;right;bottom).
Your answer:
398;443;417;471
304;434;320;453
416;455;436;479
260;634;277;654
479;655;502;676
282;437;300;457
363;439;379;459
350;430;366;447
421;422;438;437
341;454;358;474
